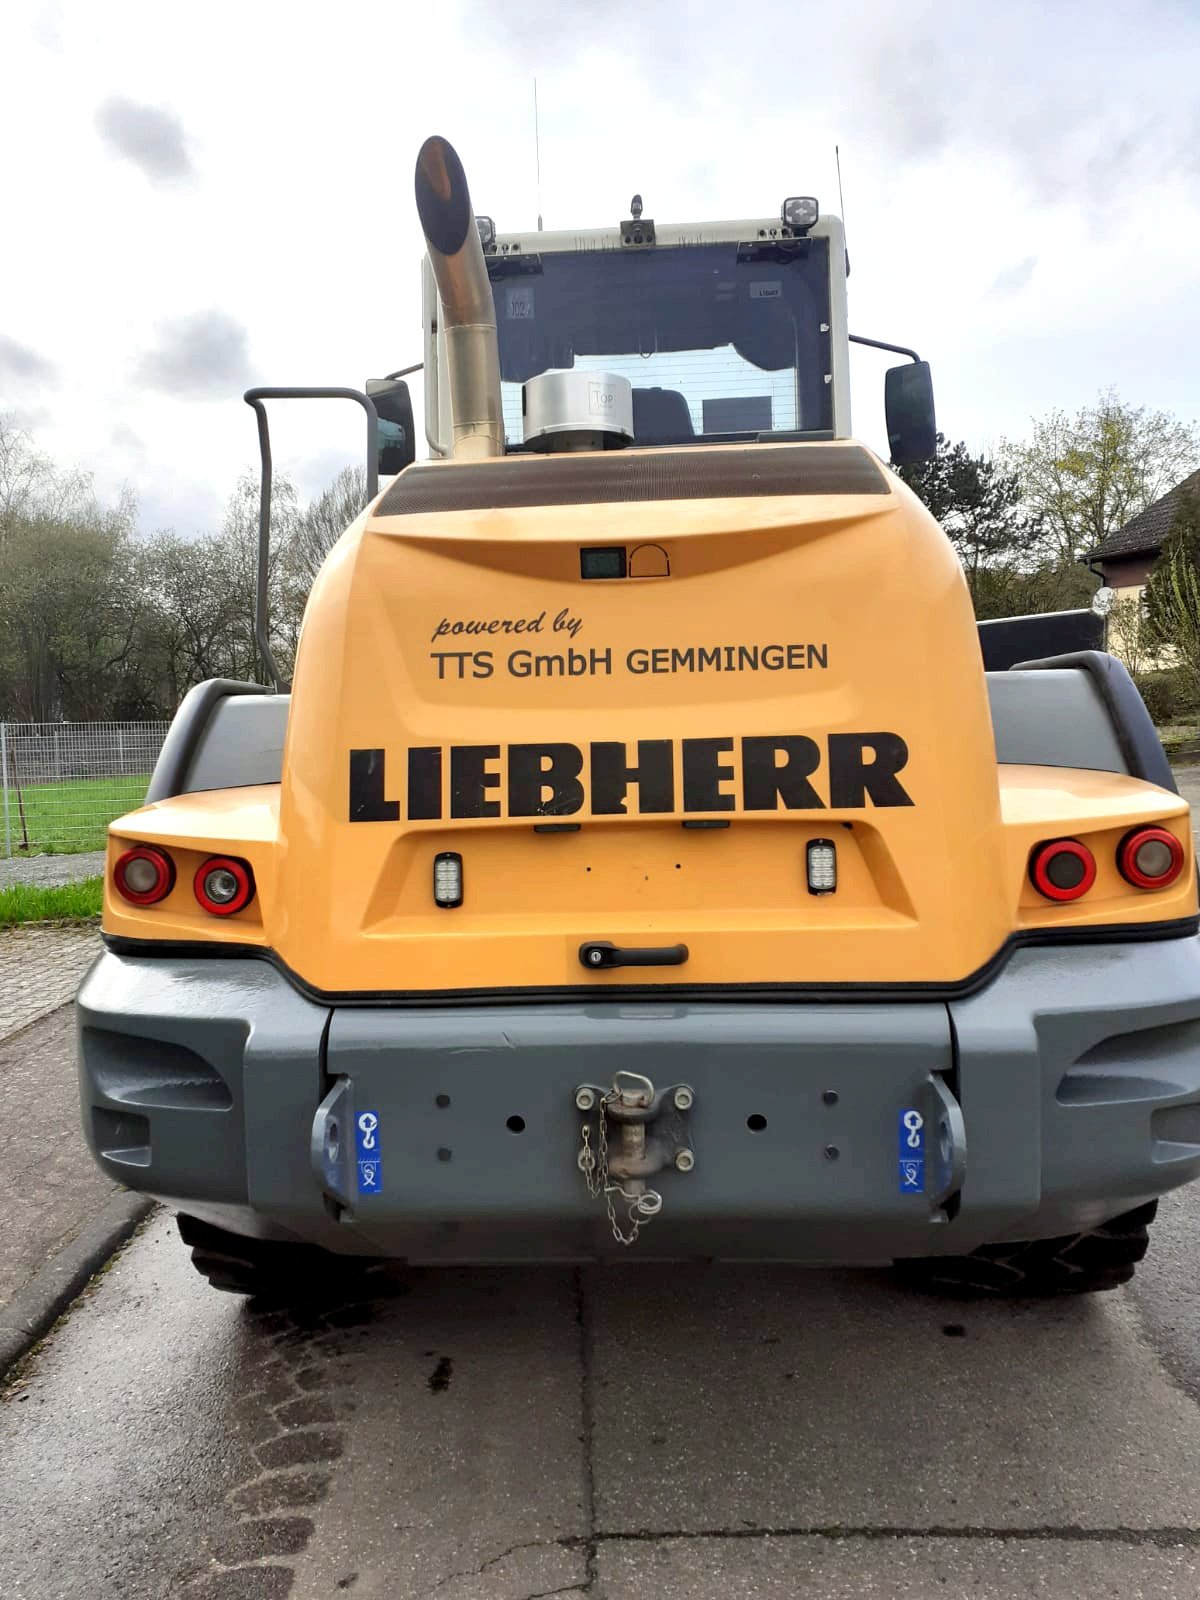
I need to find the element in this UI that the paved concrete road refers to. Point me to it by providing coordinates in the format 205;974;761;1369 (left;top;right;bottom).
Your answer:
2;1189;1200;1600
0;1005;119;1308
0;850;106;891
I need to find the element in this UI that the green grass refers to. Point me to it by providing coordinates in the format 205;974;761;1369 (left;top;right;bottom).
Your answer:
0;877;103;927
1157;722;1200;760
1;774;148;855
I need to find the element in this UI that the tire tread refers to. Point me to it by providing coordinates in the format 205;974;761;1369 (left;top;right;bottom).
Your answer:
895;1201;1158;1298
178;1214;347;1300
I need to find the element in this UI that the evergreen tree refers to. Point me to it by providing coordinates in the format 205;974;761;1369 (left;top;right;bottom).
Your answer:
898;434;1047;616
1144;481;1200;696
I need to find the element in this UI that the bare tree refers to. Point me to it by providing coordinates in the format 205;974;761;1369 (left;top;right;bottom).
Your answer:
1004;392;1200;571
0;415;94;543
288;465;369;589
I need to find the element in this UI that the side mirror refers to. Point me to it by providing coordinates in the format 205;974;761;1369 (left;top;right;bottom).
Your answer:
366;378;416;475
885;361;936;466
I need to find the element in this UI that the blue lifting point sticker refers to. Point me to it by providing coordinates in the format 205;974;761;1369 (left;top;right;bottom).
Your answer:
898;1107;925;1194
355;1110;383;1196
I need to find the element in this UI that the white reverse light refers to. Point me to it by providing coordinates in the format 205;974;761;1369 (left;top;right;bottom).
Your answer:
202;867;241;905
806;839;837;895
123;856;163;895
433;851;464;908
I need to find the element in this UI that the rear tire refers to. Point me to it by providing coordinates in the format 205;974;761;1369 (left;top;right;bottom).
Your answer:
178;1214;361;1300
894;1201;1157;1298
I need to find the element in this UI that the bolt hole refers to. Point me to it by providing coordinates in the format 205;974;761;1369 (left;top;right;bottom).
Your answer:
506;1115;526;1134
437;1147;452;1163
435;1093;451;1108
747;1113;767;1132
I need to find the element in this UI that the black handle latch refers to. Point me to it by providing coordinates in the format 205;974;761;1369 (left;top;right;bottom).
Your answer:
579;941;689;970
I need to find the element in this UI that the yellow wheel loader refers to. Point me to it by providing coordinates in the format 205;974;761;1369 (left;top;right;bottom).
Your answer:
79;137;1200;1297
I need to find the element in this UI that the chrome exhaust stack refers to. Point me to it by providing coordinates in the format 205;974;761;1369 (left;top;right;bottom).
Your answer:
414;136;505;460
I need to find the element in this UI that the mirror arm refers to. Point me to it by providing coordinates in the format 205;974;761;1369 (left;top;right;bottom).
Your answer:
849;333;921;364
242;387;381;693
385;363;423;380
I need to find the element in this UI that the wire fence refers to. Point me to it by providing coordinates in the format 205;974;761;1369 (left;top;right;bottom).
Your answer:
0;721;169;857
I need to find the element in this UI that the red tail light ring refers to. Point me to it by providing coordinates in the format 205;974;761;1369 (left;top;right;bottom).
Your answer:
1118;826;1185;890
193;856;255;917
113;846;175;906
1029;838;1096;902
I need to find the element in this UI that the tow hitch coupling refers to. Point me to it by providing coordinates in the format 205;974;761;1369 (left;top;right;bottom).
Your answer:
575;1071;695;1245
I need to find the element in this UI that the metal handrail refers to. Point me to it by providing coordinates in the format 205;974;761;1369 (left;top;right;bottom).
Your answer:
243;387;381;692
849;333;921;363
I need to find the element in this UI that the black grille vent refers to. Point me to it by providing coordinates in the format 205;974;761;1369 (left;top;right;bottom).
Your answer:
374;444;889;517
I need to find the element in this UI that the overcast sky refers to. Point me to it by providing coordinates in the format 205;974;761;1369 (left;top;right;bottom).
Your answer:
2;0;1198;536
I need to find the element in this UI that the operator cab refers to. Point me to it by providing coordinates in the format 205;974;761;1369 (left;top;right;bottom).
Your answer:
422;194;858;460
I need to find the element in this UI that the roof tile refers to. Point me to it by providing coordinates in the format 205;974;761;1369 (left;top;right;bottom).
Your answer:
1087;468;1200;561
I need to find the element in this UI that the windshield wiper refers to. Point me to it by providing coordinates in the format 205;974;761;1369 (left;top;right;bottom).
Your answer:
486;254;544;278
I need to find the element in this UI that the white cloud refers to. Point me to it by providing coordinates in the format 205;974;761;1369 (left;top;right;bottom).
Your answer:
988;257;1038;298
137;311;253;398
0;335;58;385
96;96;194;183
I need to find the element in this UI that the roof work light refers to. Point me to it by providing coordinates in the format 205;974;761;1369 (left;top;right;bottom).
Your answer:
781;197;819;232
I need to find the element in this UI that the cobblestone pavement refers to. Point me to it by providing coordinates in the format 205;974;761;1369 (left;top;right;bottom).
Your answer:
0;927;99;1042
0;850;106;891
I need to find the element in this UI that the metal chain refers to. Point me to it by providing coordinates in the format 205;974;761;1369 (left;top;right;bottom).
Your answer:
579;1090;657;1247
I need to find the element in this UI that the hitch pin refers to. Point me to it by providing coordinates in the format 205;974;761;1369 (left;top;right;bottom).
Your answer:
613;1070;654;1106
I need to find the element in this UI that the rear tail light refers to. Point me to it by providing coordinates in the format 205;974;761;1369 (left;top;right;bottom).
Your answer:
1029;838;1096;902
1118;826;1185;891
194;856;255;917
113;846;175;906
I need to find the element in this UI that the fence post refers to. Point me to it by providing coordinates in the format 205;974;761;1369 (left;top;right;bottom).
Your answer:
1;723;11;859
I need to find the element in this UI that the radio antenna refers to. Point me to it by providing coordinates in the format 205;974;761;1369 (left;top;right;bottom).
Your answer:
534;79;544;231
835;143;847;240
